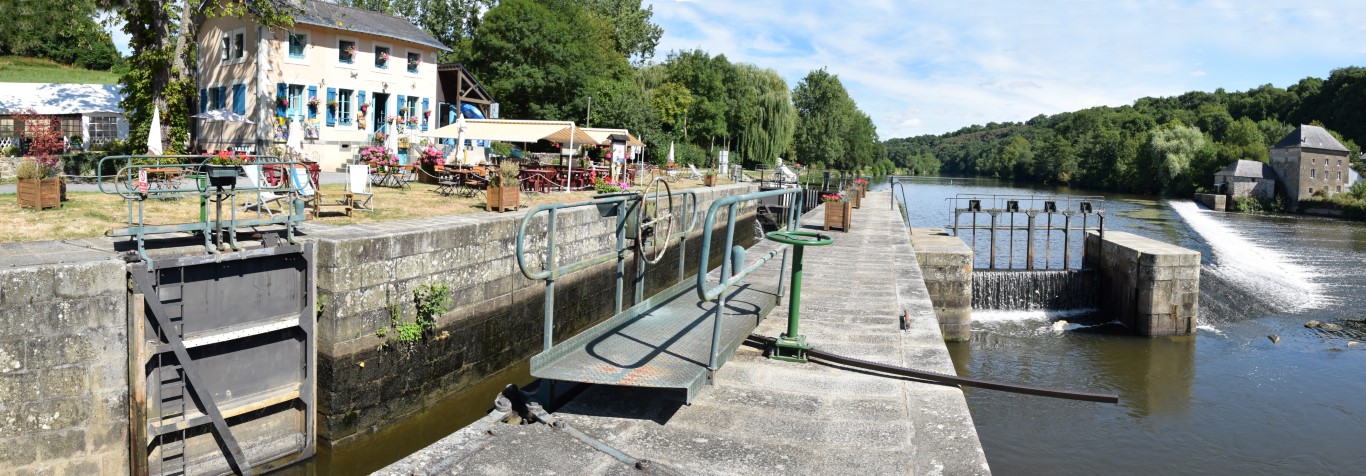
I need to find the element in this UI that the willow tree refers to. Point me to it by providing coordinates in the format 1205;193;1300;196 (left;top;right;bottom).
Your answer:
732;66;795;168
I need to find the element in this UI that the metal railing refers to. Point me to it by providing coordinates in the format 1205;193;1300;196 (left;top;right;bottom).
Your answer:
946;194;1105;270
695;187;805;375
515;189;700;352
97;155;307;265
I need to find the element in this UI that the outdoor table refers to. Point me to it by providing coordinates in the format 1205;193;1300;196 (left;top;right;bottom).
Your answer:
144;167;185;190
520;169;554;193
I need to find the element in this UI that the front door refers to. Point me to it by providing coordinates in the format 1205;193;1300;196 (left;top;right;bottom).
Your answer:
372;93;389;132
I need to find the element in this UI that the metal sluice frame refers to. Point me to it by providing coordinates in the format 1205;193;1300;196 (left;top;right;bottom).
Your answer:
515;189;701;353
945;194;1106;270
97;155;307;266
695;187;805;378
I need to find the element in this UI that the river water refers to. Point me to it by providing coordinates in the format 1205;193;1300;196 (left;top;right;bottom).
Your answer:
896;177;1366;475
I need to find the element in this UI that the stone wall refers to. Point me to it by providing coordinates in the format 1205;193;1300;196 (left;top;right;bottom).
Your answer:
0;245;129;474
1083;231;1200;336
1193;193;1226;212
308;184;759;446
908;228;972;342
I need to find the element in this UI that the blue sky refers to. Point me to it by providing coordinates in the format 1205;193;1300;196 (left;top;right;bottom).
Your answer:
643;0;1366;139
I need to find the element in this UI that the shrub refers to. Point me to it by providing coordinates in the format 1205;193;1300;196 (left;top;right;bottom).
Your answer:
491;160;519;187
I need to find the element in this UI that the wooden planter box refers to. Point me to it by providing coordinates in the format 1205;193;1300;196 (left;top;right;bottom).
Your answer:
486;185;520;212
703;174;716;187
852;190;862;209
823;200;851;232
419;163;440;184
17;177;62;210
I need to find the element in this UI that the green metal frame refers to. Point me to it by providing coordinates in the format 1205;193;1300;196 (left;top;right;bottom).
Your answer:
515;189;700;352
695;187;805;375
96;155;307;267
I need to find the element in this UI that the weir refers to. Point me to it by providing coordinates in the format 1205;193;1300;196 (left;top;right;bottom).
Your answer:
972;269;1098;311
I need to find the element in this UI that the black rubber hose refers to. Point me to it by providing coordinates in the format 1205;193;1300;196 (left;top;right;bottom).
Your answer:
745;334;1120;404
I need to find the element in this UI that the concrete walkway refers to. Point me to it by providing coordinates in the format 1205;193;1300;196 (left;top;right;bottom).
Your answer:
380;191;990;475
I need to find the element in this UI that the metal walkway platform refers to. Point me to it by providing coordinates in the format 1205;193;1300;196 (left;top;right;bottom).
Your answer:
531;279;780;402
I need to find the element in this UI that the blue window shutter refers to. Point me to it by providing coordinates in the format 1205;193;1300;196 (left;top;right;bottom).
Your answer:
397;95;406;119
326;88;336;127
358;90;366;125
200;88;207;113
232;84;246;114
216;86;227;109
308;85;318;119
421;97;429;131
276;83;287;118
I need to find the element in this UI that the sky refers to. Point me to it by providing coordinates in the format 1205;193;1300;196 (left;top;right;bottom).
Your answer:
642;0;1366;139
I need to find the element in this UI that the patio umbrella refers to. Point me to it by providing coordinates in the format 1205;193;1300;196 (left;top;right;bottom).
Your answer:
147;106;162;155
286;119;305;158
193;109;253;152
193;108;254;123
454;110;467;164
666;141;674;164
384;121;399;161
565;123;576;191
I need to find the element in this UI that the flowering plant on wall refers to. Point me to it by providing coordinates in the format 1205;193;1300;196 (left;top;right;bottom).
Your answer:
344;45;356;57
408;57;420;69
423;110;431;118
372;131;387;144
405;117;419;127
278;96;289;108
379;51;390;62
386;115;398;124
307;97;320;111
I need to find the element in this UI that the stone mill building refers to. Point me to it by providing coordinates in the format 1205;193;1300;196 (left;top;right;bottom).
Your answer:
1268;124;1352;204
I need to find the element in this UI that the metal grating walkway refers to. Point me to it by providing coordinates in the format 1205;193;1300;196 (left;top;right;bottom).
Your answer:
531;278;781;402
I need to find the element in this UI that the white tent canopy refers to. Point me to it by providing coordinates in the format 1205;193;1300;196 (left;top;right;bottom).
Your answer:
426;118;594;145
581;127;644;147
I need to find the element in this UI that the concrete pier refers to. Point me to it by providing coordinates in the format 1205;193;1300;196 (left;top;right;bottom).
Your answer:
1084;231;1201;336
381;191;990;475
909;228;973;342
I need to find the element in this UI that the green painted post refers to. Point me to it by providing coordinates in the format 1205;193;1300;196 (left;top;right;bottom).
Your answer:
764;230;832;363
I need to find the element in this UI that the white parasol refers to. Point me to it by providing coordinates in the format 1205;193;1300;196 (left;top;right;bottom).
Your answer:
286;119;305;158
147;106;163;155
666;141;674;164
564;123;576;191
384;122;399;161
454;110;467;165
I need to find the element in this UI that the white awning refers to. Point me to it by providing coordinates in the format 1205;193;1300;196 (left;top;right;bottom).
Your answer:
581;127;644;147
426;118;594;145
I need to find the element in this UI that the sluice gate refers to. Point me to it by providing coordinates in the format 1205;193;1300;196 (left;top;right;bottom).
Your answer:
972;269;1098;311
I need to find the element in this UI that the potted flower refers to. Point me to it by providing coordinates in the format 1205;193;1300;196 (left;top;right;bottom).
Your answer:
278;96;289;108
408;57;420;70
822;192;851;232
418;146;445;184
202;150;251;188
405;116;419;127
591;175;633;216
358;103;369;116
327;99;338;111
377;51;390;67
15;157;62;210
307;97;320;112
486;161;520;212
399;106;409;116
360;146;397;173
344;44;357;58
703;169;717;187
372;131;387;144
854;178;869;198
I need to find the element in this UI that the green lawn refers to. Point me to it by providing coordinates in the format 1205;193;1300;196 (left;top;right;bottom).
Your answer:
0;56;119;85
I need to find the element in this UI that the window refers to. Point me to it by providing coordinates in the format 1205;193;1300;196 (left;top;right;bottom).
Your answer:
89;116;118;146
288;84;306;120
1309;187;1314;194
60;117;81;139
338;40;355;64
401;96;419;122
0;118;13;136
1337;171;1342;181
221;32;231;60
374;45;390;68
1311;169;1316;178
406;52;421;73
208;87;227;110
234;31;245;59
338;89;353;125
289;32;308;58
1338;159;1343;166
1312;158;1317;165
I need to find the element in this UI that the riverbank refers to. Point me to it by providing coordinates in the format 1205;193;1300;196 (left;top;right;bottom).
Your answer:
379;190;990;475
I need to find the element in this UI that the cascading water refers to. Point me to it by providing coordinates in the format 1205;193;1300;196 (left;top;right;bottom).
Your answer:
971;269;1098;311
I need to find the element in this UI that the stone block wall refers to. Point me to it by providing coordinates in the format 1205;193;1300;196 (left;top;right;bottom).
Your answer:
0;255;129;474
908;228;972;342
1084;231;1200;336
309;184;759;446
1193;193;1226;212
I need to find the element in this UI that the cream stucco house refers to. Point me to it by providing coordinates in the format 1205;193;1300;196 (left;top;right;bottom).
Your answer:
196;2;449;171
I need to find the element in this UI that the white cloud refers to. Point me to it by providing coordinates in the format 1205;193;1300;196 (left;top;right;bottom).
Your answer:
644;0;1366;138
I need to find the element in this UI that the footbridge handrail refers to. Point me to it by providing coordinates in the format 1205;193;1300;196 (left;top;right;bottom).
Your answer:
515;188;700;351
695;187;804;301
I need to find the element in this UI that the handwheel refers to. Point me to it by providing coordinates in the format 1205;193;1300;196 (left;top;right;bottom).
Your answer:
635;177;675;264
765;230;834;247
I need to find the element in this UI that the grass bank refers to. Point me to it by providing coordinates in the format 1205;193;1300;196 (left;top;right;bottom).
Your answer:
0;56;119;85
